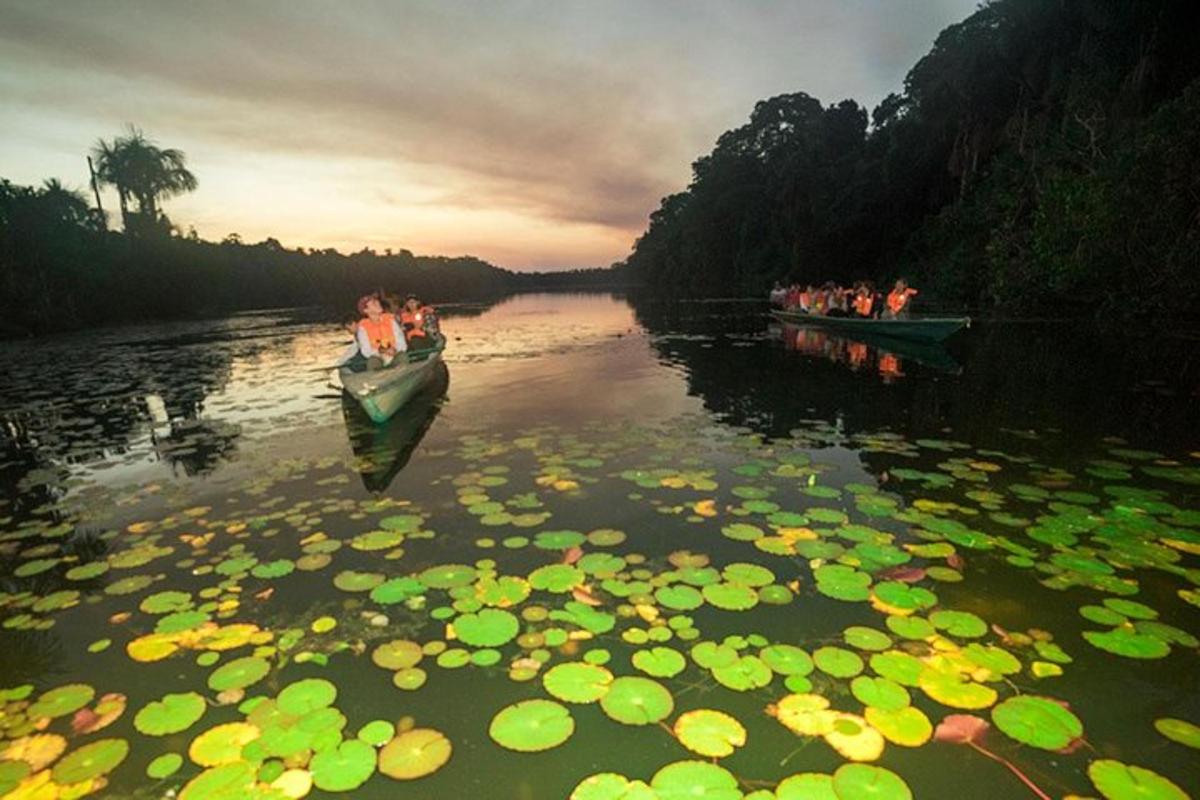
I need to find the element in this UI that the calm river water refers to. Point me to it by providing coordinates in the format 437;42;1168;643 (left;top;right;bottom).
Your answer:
0;293;1197;800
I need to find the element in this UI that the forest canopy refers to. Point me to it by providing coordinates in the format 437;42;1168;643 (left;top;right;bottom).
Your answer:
624;0;1200;319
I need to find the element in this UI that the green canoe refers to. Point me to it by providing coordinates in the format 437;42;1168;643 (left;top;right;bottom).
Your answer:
771;310;970;343
339;335;447;424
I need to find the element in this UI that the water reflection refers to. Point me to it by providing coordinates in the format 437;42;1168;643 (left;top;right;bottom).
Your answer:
770;321;962;378
342;361;450;492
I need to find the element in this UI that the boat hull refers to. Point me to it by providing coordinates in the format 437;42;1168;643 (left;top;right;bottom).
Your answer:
340;338;446;424
771;311;970;343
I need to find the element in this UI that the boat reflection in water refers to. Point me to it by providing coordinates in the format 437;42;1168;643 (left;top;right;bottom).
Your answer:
341;361;450;492
772;321;962;380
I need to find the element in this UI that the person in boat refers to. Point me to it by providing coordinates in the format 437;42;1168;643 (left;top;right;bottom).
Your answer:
798;285;814;313
883;279;919;319
356;294;406;369
853;282;875;318
334;316;366;370
825;283;849;318
769;282;787;306
399;294;438;352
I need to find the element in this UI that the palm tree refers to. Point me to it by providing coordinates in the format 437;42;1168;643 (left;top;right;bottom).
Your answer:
91;127;197;233
39;179;93;227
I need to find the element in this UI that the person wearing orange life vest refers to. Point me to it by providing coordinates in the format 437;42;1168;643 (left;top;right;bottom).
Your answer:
853;283;875;318
355;294;406;369
399;294;438;351
883;279;919;319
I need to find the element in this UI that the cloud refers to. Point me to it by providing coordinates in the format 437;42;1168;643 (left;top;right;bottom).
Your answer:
0;0;978;268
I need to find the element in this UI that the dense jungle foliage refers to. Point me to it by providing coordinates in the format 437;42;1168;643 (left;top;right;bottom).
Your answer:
625;0;1200;319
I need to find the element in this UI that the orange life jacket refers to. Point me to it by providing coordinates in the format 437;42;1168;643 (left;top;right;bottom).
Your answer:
853;294;873;317
887;288;917;314
400;306;433;339
358;313;397;350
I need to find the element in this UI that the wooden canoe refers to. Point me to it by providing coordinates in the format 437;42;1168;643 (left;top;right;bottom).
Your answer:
771;310;970;343
339;335;447;423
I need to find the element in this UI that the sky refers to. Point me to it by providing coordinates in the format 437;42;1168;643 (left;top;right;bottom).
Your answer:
0;1;978;270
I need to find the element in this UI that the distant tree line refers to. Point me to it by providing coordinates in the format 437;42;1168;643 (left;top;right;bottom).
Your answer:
625;0;1200;319
0;126;629;336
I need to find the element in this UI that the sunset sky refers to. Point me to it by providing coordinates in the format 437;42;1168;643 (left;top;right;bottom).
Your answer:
0;1;977;270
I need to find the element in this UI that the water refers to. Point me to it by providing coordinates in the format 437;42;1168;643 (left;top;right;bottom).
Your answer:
1;293;1197;799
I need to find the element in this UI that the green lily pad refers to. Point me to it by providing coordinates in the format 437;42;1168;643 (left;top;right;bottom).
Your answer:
702;583;758;611
489;699;575;752
1088;760;1188;800
178;762;255;800
378;728;452;779
310;738;376;791
419;564;478;589
632;647;687;678
712;655;772;691
543;662;614;703
650;760;741;800
600;677;674;725
51;738;129;784
135;692;207;735
277;678;336;716
29;683;95;719
656;585;704;611
1154;718;1200;749
929;610;987;638
372;639;423;670
529;564;585;593
844;627;893;652
208;656;270;692
1083;628;1171;659
851;677;909;712
813;647;864;678
454;608;520;647
991;695;1082;750
760;644;814;676
673;710;746;758
357;720;396;747
832;763;912;799
146;752;183;779
776;773;837;800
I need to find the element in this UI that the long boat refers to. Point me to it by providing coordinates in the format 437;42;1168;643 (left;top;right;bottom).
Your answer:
339;335;447;423
770;309;970;343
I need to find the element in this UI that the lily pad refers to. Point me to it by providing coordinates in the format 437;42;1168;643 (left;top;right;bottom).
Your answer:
1088;760;1188;800
489;699;575;752
1154;718;1200;749
378;728;452;779
454;608;520;647
673;710;747;758
543;662;614;703
29;683;95;719
135;692;207;736
51;738;129;784
632;647;687;678
208;656;270;692
277;678;336;716
372;639;423;670
310;738;376;791
189;722;260;766
650;760;741;800
991;695;1082;750
831;763;912;799
600;677;674;725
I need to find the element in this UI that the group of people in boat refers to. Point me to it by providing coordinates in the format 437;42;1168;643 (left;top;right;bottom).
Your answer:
770;279;919;319
336;292;439;371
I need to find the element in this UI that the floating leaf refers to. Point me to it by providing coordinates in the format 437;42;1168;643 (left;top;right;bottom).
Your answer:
51;738;129;784
991;695;1082;750
189;722;260;766
543;662;614;703
208;656;270;692
489;699;575;752
28;683;95;719
277;678;336;716
775;773;837;800
650;760;740;800
146;752;183;779
813;647;864;678
373;640;423;670
135;692;207;736
310;738;376;791
1154;718;1200;749
632;647;686;678
1088;760;1188;800
864;706;932;746
378;728;452;779
831;763;912;799
600;677;674;725
674;710;747;758
454;608;520;647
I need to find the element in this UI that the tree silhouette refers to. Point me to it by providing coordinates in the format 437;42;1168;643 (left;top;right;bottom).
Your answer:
91;126;197;234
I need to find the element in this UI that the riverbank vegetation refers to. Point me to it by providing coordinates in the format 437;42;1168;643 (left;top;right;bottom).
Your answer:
625;0;1200;319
